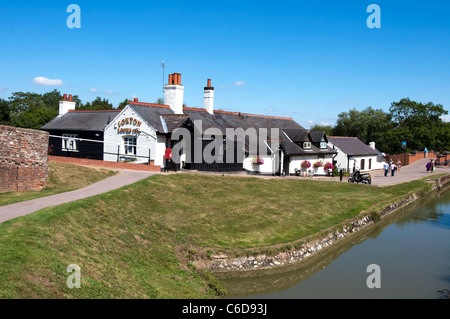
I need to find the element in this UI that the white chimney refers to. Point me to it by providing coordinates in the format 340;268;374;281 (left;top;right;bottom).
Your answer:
369;141;376;150
59;94;76;115
164;73;184;114
204;78;214;115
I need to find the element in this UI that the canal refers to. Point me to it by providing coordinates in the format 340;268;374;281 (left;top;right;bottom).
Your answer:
220;187;450;299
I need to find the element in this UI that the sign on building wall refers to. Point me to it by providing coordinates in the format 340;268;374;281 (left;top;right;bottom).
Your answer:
117;117;142;134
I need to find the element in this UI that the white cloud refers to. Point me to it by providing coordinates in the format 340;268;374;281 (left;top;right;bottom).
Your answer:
33;76;63;86
104;90;116;95
219;81;246;89
320;121;333;126
441;114;450;122
308;120;314;124
89;88;99;92
0;86;4;92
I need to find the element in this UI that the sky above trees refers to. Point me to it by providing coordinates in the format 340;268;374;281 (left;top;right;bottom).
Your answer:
0;1;449;129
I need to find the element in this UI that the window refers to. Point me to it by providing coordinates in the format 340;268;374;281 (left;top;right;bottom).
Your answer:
361;159;365;170
123;136;137;155
62;134;78;151
369;159;372;170
320;142;327;149
303;142;311;149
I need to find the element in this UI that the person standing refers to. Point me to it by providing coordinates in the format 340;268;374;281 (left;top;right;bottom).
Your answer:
391;163;396;176
424;147;428;158
396;160;401;172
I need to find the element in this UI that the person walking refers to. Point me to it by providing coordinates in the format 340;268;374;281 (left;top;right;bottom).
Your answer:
391;163;396;176
396;160;401;172
426;159;434;173
383;162;389;177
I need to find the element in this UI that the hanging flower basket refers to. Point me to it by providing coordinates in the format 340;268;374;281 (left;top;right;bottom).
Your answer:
313;161;323;168
324;162;334;170
251;156;264;165
301;160;311;169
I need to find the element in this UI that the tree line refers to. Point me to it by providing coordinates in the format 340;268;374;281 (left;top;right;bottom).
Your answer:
0;90;137;130
1;90;448;155
311;98;449;155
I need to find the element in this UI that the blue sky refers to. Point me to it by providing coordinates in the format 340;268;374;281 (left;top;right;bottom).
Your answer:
1;0;449;128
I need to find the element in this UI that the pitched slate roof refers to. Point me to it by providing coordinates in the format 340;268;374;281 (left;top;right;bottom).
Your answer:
280;129;335;156
327;136;379;156
41;110;121;131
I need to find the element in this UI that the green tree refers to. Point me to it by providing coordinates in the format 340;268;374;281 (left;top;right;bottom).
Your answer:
0;98;10;124
389;98;449;153
118;99;129;109
41;89;62;110
14;106;58;130
333;107;393;152
310;124;334;136
155;98;164;105
77;97;113;110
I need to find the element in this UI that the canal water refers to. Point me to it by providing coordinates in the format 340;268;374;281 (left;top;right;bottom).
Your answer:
221;187;450;299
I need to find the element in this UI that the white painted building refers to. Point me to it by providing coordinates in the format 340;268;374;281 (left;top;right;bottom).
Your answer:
43;72;337;176
327;136;386;173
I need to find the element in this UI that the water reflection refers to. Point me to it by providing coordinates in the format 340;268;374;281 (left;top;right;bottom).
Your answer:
220;187;450;299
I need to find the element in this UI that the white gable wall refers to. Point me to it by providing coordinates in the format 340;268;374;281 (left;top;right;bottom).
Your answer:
328;142;385;172
104;105;157;163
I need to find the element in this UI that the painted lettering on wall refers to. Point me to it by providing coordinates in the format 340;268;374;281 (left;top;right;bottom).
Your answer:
117;117;142;134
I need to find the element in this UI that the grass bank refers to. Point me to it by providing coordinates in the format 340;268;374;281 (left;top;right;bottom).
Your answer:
0;173;443;298
0;162;117;207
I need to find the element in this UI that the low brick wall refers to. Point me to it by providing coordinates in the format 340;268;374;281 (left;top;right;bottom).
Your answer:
386;151;448;167
48;155;161;172
0;125;49;193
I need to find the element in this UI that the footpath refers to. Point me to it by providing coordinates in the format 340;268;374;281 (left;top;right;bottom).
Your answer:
0;170;157;224
369;158;448;186
1;157;448;224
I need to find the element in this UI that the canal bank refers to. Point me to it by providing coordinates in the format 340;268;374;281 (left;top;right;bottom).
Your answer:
222;184;450;298
195;173;450;276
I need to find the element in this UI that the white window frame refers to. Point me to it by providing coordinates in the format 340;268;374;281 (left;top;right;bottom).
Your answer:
320;142;327;149
303;142;311;149
123;136;137;156
62;134;78;151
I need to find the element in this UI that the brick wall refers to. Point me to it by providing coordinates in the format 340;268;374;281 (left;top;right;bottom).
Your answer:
0;125;49;193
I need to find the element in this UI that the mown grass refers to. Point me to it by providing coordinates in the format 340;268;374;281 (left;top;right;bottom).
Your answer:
0;162;117;207
0;173;440;298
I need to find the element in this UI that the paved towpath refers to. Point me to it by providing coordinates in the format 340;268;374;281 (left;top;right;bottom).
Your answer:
369;158;448;186
0;170;157;224
174;157;449;186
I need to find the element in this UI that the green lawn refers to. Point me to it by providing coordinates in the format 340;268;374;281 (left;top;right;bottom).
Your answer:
0;162;117;207
0;173;441;298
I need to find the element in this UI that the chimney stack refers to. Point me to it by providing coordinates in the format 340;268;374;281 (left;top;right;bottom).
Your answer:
204;78;214;115
164;72;184;114
59;93;76;116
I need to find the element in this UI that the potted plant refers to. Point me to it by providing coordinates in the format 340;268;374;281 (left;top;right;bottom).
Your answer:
251;156;264;165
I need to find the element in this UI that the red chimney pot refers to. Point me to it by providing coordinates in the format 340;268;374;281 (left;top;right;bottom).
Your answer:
68;94;73;101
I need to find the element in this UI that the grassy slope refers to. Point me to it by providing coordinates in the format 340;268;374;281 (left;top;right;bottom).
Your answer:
0;173;438;298
0;162;117;206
